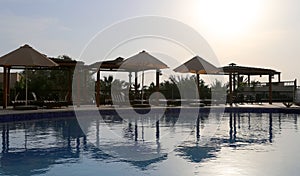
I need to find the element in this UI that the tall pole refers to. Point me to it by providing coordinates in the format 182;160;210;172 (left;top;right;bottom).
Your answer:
141;71;144;104
7;67;10;103
76;68;81;107
229;73;233;106
248;75;250;85
233;74;236;92
3;66;7;109
83;69;88;103
196;73;200;99
237;74;240;90
134;71;138;98
156;69;160;92
96;70;100;107
128;72;132;102
25;68;28;106
155;69;160;105
269;74;273;104
128;72;132;91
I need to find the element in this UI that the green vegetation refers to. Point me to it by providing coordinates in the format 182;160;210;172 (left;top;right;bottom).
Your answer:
15;55;94;102
13;66;226;104
147;75;217;100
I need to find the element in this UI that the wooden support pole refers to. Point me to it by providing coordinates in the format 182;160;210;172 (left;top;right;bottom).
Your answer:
248;75;250;86
233;74;236;92
155;69;160;105
237;74;240;90
128;72;132;90
134;72;138;97
83;69;88;103
269;74;273;104
7;67;10;103
128;72;132;101
156;70;160;92
96;70;100;107
229;73;233;106
278;73;281;82
2;66;7;109
196;73;200;99
76;69;81;107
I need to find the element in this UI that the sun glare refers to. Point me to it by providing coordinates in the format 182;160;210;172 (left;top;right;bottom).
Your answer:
196;0;263;38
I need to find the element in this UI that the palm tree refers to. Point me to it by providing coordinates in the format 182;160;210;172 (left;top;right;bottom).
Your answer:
111;79;130;91
211;79;227;101
158;80;180;99
169;75;210;99
100;75;113;104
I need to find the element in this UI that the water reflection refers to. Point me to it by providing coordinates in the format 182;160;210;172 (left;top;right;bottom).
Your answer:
229;112;237;143
2;124;8;153
176;114;220;163
175;112;299;165
269;113;273;143
0;112;299;175
1;147;80;176
294;114;298;131
176;142;218;163
98;115;166;164
0;119;89;175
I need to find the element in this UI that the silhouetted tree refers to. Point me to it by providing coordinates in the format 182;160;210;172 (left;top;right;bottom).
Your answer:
211;79;227;100
144;75;211;100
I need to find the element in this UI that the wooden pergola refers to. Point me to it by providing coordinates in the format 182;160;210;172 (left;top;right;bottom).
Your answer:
220;63;281;105
49;58;85;105
89;56;164;107
89;57;125;107
1;56;85;109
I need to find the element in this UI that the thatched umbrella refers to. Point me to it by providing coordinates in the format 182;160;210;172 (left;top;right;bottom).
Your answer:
120;51;168;104
174;56;219;99
121;51;168;71
0;44;58;108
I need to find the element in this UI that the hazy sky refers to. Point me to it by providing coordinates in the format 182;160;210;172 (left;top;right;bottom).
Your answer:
1;0;300;83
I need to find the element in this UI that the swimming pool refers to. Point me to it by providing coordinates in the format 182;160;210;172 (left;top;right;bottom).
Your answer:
0;112;299;176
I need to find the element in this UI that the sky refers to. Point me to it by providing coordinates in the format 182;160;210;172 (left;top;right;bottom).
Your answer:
0;0;300;84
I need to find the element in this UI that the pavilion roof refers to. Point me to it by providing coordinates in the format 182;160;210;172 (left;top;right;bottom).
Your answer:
49;57;84;67
219;63;280;75
88;57;125;71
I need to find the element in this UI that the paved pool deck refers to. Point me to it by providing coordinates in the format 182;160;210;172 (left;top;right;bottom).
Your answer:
0;103;299;122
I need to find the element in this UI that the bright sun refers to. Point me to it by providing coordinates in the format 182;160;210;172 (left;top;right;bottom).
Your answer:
196;0;263;37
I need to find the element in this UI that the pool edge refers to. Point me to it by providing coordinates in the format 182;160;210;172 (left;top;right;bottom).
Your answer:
1;106;300;123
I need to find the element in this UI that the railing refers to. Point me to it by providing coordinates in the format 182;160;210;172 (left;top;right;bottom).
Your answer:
234;80;297;103
246;80;295;87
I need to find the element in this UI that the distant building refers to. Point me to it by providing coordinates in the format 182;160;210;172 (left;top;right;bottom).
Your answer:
0;73;21;88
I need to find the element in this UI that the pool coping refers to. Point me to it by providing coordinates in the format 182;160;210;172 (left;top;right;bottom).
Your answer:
0;105;300;123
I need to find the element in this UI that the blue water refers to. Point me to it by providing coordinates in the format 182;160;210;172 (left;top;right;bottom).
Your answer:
0;112;300;176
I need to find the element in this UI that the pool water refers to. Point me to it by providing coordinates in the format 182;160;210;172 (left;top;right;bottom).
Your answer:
0;112;299;176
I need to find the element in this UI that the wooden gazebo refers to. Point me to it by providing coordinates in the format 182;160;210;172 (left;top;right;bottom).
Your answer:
49;57;85;105
219;63;281;105
89;51;168;107
89;57;125;106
